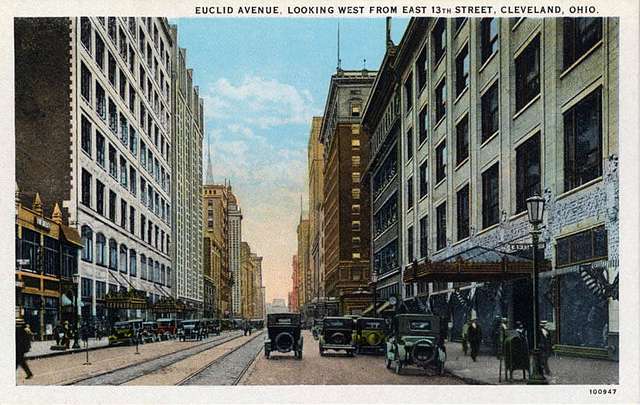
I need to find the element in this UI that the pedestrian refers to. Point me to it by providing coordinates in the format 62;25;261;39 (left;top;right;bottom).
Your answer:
53;323;62;346
63;320;71;349
467;317;482;362
539;321;552;375
16;320;33;379
461;320;470;356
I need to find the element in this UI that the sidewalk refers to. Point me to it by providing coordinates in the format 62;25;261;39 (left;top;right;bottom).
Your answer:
26;337;110;359
444;342;618;385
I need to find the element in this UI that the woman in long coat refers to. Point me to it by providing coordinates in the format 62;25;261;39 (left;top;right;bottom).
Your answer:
467;318;482;362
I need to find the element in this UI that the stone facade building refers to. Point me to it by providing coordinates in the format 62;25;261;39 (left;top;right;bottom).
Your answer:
308;116;325;304
15;17;174;323
296;213;310;307
170;25;204;315
364;17;619;359
319;69;376;314
228;192;243;317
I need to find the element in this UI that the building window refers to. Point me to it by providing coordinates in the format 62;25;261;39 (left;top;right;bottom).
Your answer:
119;69;127;101
96;82;106;119
482;163;500;229
108;190;116;222
96;281;106;301
454;17;467;32
563;87;602;192
108;98;117;133
457;185;470;240
119;157;128;187
81;225;93;262
563;18;602;69
456;115;469;165
81;115;92;156
119;245;128;273
96;180;104;216
418;106;428;144
419;159;428;198
436;202;447;250
120;199;127;228
129;250;137;277
481;18;499;63
515;133;541;214
352;252;361;260
556;225;607;267
140;214;146;241
95;34;105;70
406;128;414;161
108;144;117;178
81;62;92;103
80;17;92;52
108;52;116;87
435;140;447;183
352;188;360;200
481;81;499;143
107;17;117;43
96;233;106;266
435;78;446;123
433;19;446;63
140;254;147;280
81;277;93;300
351;101;361;117
455;45;469;97
81;169;91;207
352;172;360;183
108;238;117;270
417;46;427;92
407;177;414;210
515;35;540;111
419;216;428;258
407;226;414;262
404;72;413;112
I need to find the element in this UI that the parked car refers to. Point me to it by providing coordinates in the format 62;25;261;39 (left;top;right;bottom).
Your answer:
319;317;356;356
264;313;303;359
385;314;446;375
141;321;159;343
202;318;222;336
178;320;204;341
108;319;143;346
353;317;387;354
157;318;180;340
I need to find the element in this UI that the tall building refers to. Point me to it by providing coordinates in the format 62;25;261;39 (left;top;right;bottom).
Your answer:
252;254;264;319
319;69;376;314
228;191;243;317
289;255;300;312
365;17;619;359
308;116;325;303
240;242;253;318
296;212;310;307
170;25;204;316
15;17;174;323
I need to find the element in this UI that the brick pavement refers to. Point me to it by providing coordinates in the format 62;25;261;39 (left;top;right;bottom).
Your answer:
444;341;618;385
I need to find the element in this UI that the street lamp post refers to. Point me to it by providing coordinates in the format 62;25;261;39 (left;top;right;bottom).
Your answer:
526;195;548;385
371;271;378;316
71;275;81;349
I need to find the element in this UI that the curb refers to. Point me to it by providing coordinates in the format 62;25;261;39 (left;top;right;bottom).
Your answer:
26;343;111;360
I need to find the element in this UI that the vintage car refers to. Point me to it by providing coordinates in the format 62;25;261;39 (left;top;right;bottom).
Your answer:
319;317;356;356
178;320;205;341
311;318;322;340
264;313;303;359
157;318;180;340
352;317;387;354
108;319;143;346
141;321;159;343
385;314;446;375
202;318;221;336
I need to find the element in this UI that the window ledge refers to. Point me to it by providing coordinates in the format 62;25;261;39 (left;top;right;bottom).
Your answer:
479;50;498;74
455;157;470;172
480;131;500;148
509;210;528;222
556;177;603;201
454;19;468;37
452;236;470;247
434;178;447;190
513;93;541;120
433;116;446;131
477;222;500;236
511;18;525;32
418;194;429;204
433;52;446;71
560;40;603;79
454;86;469;105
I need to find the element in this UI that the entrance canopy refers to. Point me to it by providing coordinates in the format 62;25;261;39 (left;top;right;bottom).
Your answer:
403;245;551;284
152;296;196;313
105;289;148;310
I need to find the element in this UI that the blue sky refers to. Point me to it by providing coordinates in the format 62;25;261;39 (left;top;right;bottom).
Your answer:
172;18;408;303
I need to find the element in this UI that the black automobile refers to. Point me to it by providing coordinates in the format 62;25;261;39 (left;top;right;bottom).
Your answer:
202;318;222;336
178;320;204;341
353;317;388;354
319;316;356;356
264;313;303;359
385;314;446;375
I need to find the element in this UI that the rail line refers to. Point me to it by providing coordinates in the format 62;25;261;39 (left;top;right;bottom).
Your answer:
65;331;245;386
177;331;264;386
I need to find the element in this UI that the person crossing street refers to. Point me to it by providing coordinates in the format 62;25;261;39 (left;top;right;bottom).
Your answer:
16;319;33;379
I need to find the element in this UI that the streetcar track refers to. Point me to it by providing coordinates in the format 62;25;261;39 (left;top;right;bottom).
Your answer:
176;331;264;386
64;331;244;386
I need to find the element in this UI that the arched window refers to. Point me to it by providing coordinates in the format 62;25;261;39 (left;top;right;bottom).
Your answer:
140;254;147;280
96;233;106;265
81;225;93;262
129;250;137;277
147;257;154;282
108;239;117;270
119;245;128;273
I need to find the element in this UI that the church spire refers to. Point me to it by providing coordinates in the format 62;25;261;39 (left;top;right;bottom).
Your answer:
206;133;214;184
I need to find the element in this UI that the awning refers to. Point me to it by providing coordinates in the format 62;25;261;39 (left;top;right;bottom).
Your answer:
403;245;551;284
60;225;83;247
105;289;149;309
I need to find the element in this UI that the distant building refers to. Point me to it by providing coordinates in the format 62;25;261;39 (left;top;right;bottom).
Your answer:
228;192;243;317
267;298;288;314
289;255;300;312
319;69;377;314
296;213;310;307
308;116;325;303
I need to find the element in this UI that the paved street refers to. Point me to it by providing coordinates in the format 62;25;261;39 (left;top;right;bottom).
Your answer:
240;331;464;385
